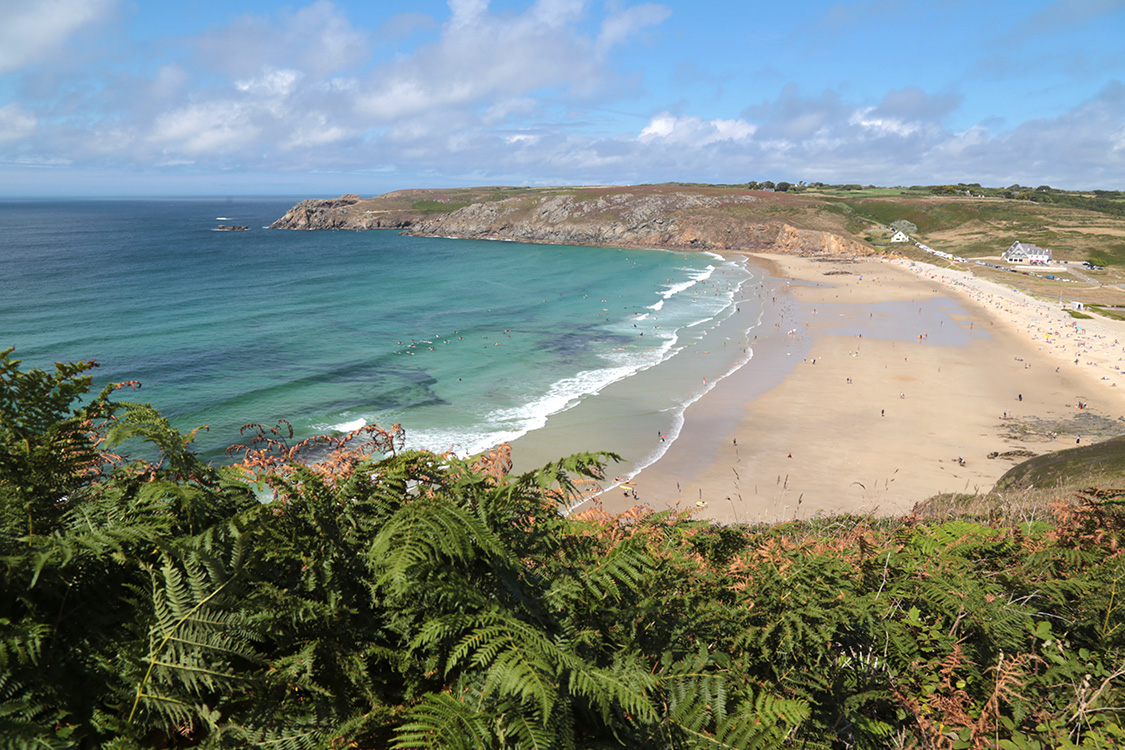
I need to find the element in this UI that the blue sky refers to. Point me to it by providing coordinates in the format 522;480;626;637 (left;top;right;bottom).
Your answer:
0;0;1122;196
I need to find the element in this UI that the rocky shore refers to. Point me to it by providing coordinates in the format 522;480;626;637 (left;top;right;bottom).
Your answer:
269;186;874;256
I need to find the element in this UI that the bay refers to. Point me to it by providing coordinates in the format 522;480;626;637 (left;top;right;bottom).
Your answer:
0;198;763;471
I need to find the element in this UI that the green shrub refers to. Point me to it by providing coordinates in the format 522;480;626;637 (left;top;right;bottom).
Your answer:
3;351;1124;748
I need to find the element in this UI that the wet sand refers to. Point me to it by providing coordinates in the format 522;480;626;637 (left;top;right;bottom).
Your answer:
595;253;1125;523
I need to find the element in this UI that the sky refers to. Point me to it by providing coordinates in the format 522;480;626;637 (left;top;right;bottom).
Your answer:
0;0;1122;197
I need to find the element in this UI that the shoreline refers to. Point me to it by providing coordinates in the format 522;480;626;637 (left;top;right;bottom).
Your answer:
506;252;770;483
591;252;1125;523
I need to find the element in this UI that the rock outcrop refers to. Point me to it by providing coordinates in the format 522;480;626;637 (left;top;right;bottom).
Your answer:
269;194;416;230
270;187;875;257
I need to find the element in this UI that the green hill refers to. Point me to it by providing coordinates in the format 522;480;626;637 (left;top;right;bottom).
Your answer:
995;433;1125;490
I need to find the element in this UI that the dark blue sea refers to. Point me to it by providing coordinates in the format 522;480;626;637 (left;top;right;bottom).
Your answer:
0;198;766;472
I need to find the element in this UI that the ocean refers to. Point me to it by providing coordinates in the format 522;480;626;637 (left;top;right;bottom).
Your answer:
0;198;767;479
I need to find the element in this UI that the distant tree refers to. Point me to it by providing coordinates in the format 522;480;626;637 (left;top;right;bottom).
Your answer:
746;181;759;190
760;180;775;190
890;220;918;234
776;181;792;193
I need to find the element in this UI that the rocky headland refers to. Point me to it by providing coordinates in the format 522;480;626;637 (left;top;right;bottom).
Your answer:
269;185;875;257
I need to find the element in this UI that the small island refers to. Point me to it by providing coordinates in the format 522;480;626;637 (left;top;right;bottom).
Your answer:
216;224;249;231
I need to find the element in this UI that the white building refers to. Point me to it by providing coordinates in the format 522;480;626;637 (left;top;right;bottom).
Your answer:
1002;241;1052;264
890;230;910;243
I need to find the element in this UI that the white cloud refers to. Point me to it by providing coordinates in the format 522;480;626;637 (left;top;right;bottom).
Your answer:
0;103;36;143
356;0;664;122
235;68;302;97
1009;0;1125;37
284;119;351;149
638;113;755;145
744;86;848;141
529;0;588;27
0;0;1116;192
848;108;921;137
597;3;671;51
0;0;116;74
448;0;491;28
149;102;260;155
194;0;367;78
613;83;1123;189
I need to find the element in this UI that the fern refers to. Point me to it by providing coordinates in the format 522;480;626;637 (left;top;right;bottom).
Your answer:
393;692;494;749
126;523;258;739
370;492;518;596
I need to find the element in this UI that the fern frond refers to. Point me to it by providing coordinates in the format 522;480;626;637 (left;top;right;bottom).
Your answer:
370;494;516;593
393;692;494;750
127;523;258;734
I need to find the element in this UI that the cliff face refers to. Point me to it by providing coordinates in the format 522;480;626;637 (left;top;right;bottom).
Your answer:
270;194;420;230
270;187;873;257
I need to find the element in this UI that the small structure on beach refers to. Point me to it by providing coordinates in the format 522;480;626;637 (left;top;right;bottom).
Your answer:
1003;241;1052;264
890;230;910;243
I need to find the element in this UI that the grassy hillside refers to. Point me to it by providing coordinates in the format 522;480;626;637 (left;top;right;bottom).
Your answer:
828;194;1125;264
995;433;1125;490
316;182;1125;266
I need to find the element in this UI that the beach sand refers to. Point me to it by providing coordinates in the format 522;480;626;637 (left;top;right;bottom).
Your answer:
595;253;1125;523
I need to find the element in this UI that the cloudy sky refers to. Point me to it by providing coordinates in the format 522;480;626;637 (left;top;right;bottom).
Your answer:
1;0;1122;196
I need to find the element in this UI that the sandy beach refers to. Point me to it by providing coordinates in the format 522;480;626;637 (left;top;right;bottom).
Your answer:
595;252;1125;523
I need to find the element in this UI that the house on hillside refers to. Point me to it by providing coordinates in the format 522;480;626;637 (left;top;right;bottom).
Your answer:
890;230;910;243
1002;241;1052;264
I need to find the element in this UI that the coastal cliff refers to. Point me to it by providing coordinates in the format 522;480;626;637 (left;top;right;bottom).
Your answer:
270;185;874;256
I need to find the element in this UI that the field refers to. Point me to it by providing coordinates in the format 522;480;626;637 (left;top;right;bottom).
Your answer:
816;192;1125;263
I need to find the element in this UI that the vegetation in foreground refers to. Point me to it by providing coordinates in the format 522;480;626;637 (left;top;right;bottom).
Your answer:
3;349;1125;749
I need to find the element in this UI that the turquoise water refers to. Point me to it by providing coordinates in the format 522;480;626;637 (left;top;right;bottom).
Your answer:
0;198;763;466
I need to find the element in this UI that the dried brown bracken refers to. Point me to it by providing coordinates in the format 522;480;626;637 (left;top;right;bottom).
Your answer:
227;419;406;487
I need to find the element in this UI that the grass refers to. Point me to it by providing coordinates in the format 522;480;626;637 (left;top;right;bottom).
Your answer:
993;435;1125;491
1089;305;1125;321
811;187;923;198
409;199;474;214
